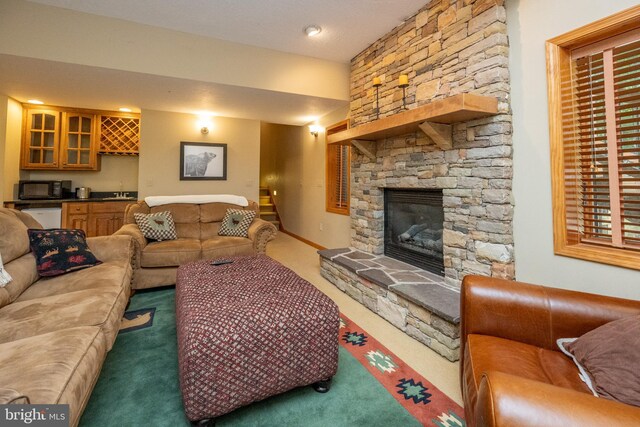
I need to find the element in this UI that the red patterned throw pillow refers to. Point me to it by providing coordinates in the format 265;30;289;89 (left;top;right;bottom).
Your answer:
27;229;102;277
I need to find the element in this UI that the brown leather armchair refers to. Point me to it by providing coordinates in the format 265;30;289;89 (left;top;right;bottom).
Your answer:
460;275;640;427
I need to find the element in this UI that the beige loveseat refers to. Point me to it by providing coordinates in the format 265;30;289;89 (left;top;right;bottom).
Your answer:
0;208;133;427
114;200;277;289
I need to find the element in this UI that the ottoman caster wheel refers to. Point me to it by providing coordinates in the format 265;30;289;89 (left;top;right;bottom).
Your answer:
192;419;215;427
312;377;332;393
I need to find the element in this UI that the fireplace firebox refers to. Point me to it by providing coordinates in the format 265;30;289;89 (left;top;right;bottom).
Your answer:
384;188;444;275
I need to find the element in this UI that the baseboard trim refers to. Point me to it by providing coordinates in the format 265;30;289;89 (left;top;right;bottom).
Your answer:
280;228;327;251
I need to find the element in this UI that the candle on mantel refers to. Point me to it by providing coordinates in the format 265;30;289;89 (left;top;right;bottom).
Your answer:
372;76;382;86
398;74;409;86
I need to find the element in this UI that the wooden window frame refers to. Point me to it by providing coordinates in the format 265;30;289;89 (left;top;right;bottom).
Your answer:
546;5;640;270
326;119;350;215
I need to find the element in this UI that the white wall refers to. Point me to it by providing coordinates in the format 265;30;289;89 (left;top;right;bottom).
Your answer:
507;0;640;299
138;110;260;201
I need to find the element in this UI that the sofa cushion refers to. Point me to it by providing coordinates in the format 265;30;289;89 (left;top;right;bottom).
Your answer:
218;209;256;237
27;229;102;277
16;259;130;302
149;204;200;240
0;287;123;344
201;237;254;259
0;253;39;306
0;210;31;263
201;202;247;222
0;326;106;427
465;334;590;411
558;314;640;407
140;239;202;267
134;211;177;241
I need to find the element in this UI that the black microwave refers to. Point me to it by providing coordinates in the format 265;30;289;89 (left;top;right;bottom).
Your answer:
18;180;72;200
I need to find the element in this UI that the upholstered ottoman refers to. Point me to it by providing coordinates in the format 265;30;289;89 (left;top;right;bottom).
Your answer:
176;255;340;424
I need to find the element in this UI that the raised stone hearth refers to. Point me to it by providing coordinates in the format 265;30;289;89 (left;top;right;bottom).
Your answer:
319;248;460;361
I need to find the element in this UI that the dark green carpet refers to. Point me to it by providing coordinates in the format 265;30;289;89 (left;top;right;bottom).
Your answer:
81;288;422;427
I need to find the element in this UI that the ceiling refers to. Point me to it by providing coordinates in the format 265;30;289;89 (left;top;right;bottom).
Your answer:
25;0;426;63
0;0;428;125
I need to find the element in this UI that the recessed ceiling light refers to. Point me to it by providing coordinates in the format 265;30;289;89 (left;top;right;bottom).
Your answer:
119;107;132;112
304;25;322;37
27;99;44;105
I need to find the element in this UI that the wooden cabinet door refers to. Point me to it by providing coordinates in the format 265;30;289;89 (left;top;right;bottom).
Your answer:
21;109;60;169
60;113;99;170
88;202;129;236
62;203;89;234
89;212;114;237
67;214;89;232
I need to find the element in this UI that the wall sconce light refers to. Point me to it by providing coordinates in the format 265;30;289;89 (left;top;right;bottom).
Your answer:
398;74;409;110
309;124;322;137
372;76;382;119
197;114;214;135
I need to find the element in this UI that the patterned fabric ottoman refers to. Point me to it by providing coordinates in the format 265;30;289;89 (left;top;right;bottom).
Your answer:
176;254;340;423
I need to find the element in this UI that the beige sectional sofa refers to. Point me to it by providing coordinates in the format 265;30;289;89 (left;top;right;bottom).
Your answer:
115;200;277;289
0;208;133;427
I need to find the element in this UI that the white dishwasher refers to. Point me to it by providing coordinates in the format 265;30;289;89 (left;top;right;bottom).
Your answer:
22;207;62;229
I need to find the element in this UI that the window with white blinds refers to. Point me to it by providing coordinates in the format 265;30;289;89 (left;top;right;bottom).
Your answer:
547;6;640;269
326;120;350;215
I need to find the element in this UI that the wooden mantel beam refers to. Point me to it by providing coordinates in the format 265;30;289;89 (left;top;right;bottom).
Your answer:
326;93;498;147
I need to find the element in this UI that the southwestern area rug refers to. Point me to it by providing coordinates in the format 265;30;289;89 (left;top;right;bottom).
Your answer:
81;287;465;427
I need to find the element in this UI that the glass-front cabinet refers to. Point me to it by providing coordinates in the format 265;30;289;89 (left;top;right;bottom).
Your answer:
21;108;100;171
22;109;60;169
60;113;98;170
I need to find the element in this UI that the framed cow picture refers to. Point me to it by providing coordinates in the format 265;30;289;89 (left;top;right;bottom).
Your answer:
180;142;227;180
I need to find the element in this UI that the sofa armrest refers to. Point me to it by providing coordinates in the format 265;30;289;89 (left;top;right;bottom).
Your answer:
113;224;148;269
461;275;640;352
475;371;640;427
0;388;30;404
86;235;134;264
247;218;277;254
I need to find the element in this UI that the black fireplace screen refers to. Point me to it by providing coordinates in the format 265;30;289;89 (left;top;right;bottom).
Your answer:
384;188;444;275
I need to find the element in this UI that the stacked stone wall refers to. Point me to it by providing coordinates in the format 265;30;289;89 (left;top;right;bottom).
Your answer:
348;0;514;288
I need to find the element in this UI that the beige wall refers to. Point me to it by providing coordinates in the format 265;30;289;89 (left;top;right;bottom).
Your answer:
1;97;24;200
262;106;351;249
259;122;279;189
138;110;260;201
0;96;7;202
507;0;640;299
26;156;139;193
0;0;348;102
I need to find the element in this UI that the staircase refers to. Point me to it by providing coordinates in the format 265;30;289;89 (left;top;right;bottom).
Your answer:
259;187;281;230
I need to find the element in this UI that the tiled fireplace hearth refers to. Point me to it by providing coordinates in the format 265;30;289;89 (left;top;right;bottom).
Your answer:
319;0;514;361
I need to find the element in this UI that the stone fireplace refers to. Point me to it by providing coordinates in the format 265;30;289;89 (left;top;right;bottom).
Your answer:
384;188;444;276
319;0;514;360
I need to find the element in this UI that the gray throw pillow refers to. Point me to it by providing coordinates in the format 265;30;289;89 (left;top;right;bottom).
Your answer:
218;209;255;238
134;211;177;241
